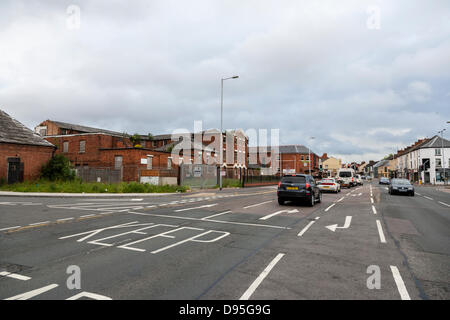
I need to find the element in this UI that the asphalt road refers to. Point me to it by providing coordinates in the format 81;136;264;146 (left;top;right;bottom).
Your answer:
0;182;449;300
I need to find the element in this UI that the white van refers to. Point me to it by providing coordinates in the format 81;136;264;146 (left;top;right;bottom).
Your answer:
337;168;355;188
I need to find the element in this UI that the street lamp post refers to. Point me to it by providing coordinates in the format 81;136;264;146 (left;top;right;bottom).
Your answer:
308;137;315;175
438;129;446;185
220;76;239;191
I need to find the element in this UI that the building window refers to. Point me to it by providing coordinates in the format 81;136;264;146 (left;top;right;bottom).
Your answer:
436;158;442;168
168;157;172;169
79;140;86;153
114;156;123;169
147;155;153;169
63;141;69;153
435;149;441;156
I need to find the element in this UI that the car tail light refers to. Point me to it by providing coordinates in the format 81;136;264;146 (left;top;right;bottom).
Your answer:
278;181;281;188
305;183;310;189
322;183;333;185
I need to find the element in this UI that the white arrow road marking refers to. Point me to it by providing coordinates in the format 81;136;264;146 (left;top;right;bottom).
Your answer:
4;284;59;300
259;209;299;221
240;253;285;300
66;292;112;300
325;216;352;232
174;204;218;212
297;217;320;237
390;266;411;300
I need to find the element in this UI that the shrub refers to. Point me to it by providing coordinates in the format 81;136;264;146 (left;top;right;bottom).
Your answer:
41;154;75;181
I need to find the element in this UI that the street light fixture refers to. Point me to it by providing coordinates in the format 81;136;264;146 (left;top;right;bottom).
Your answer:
220;75;239;190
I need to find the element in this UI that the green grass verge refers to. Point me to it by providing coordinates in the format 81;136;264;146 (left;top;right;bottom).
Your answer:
0;180;188;193
212;178;242;188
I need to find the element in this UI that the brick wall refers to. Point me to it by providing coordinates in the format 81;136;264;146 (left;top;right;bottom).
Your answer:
0;143;55;182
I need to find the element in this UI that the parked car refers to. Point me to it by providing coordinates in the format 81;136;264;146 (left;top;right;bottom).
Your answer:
318;178;341;193
337;168;356;188
388;179;414;196
277;174;322;206
379;177;390;185
355;174;363;185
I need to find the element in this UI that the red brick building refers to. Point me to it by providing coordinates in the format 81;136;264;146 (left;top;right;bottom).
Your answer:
1;110;55;183
35;120;176;183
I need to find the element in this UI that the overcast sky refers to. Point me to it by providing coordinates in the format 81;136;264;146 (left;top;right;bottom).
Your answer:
1;0;449;162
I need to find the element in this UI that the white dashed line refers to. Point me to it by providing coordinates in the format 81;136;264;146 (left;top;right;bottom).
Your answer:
376;220;386;243
390;266;411;300
0;226;21;231
324;203;335;212
438;201;450;207
423;196;433;201
0;271;31;281
80;214;95;218
371;205;377;215
28;221;50;226
297;217;320;237
239;253;285;300
243;201;273;209
57;217;74;222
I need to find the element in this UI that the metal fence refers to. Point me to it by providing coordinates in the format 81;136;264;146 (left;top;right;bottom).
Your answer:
241;168;280;187
179;164;218;188
75;167;122;184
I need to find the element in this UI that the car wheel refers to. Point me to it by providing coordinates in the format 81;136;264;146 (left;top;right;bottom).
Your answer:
309;194;315;207
410;192;414;197
317;192;322;203
278;198;285;205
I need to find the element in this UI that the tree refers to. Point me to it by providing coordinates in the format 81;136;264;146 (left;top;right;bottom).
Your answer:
130;133;142;147
147;133;154;140
41;154;75;181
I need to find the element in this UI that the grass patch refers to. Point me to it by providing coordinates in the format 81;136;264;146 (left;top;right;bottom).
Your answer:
0;180;188;193
213;178;242;188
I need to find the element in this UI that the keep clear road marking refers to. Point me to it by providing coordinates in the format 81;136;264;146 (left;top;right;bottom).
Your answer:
4;284;59;300
297;217;320;237
174;204;218;212
390;266;411;300
324;203;335;212
376;220;387;243
239;253;285;300
0;271;31;281
243;201;273;209
259;209;299;221
372;205;377;215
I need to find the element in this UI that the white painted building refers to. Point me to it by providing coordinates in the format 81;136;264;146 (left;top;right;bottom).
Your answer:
395;135;450;184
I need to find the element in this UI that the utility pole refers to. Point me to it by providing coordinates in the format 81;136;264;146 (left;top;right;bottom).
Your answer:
438;129;447;185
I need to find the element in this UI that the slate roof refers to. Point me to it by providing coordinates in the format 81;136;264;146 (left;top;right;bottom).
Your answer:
48;120;124;136
416;135;450;149
249;145;314;154
0;110;55;147
373;160;390;168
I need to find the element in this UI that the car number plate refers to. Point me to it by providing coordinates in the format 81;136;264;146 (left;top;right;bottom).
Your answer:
287;187;298;190
323;186;329;188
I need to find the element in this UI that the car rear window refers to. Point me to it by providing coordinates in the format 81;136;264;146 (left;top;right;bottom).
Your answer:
339;172;352;177
282;176;306;184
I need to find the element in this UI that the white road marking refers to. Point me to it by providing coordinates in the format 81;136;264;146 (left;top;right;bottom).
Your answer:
370;197;374;204
80;214;96;218
243;201;273;209
259;209;299;221
337;197;345;202
0;226;21;231
390;266;411;300
174;203;218;212
57;217;74;222
423;196;433;200
66;291;112;300
239;253;285;300
415;192;421;196
28;221;50;226
131;212;291;230
438;201;450;207
4;284;59;300
324;203;335;212
0;271;31;281
131;199;143;201
376;220;386;243
297;217;320;237
202;211;232;220
372;205;377;215
325;216;352;232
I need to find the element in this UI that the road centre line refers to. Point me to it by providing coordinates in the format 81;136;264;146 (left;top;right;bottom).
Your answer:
239;253;285;300
297;217;320;237
415;192;421;195
80;214;96;218
376;220;386;243
337;197;345;202
0;271;31;281
372;205;377;215
201;211;232;220
57;217;74;222
423;196;433;200
0;226;21;231
324;203;335;212
438;201;450;207
130;211;291;230
243;201;273;209
371;197;374;204
390;266;411;300
28;221;50;226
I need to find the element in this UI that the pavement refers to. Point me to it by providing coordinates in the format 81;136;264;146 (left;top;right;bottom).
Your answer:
0;182;448;300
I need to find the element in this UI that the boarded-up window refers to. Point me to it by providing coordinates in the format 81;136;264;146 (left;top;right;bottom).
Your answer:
147;155;153;169
168;158;172;169
114;156;123;169
79;141;86;153
63;141;69;153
